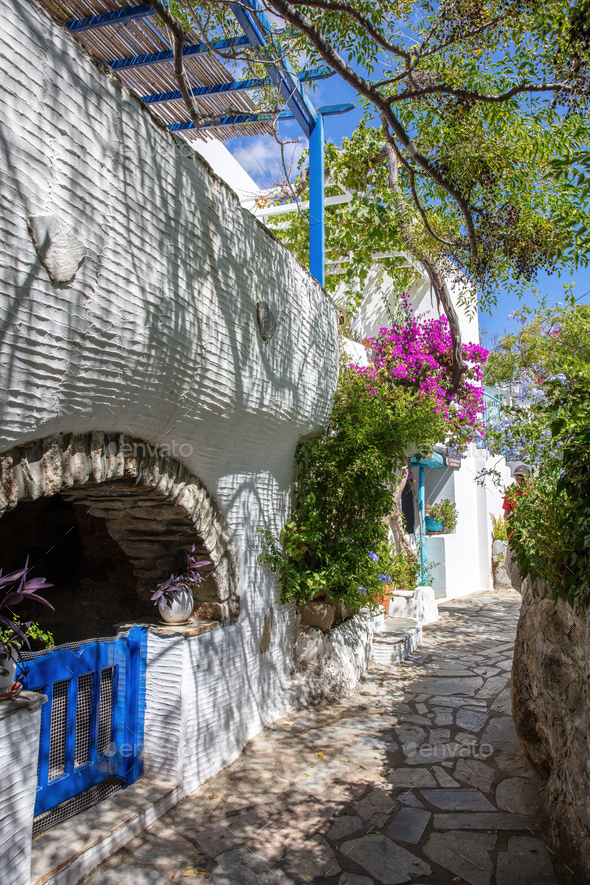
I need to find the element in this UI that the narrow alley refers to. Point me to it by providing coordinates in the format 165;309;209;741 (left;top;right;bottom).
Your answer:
74;589;565;885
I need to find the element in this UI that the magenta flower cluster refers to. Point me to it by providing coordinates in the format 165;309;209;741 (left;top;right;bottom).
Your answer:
352;304;488;436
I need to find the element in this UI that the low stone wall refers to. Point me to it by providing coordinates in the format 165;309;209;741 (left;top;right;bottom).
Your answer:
512;575;590;882
286;613;375;708
491;539;512;589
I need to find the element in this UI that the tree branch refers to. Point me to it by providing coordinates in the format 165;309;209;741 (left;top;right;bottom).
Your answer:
278;0;410;59
380;129;466;389
386;81;576;105
383;132;461;250
421;258;466;392
380;110;479;265
265;0;480;266
148;0;202;129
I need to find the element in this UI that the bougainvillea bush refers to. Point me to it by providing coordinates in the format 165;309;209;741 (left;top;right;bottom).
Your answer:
260;304;487;609
357;301;489;451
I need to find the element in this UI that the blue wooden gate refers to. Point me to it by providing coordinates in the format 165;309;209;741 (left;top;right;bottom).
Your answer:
18;626;147;817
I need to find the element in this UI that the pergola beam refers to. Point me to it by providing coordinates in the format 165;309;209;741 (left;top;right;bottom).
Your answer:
167;101;353;131
67;3;154;32
141;66;332;105
231;0;317;137
110;36;251;72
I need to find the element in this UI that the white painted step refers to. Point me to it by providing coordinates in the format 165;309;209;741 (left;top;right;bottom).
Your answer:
373;617;423;665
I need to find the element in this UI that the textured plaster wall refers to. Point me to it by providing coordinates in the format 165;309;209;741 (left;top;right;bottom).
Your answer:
0;0;338;794
0;694;45;885
144;613;375;793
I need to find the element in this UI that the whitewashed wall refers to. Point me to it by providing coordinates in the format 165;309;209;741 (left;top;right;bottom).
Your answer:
425;444;511;599
0;694;45;885
0;0;337;800
348;265;479;344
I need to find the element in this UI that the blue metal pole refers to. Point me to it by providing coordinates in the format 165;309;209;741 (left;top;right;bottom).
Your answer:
309;114;325;286
419;465;426;585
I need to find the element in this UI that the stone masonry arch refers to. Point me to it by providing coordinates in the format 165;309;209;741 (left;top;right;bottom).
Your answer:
0;432;239;623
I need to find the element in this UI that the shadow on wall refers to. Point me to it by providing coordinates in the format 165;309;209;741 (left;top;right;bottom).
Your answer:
0;0;337;465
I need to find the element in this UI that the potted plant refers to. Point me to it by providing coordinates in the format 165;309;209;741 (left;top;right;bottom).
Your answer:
151;546;213;625
425;499;458;534
0;557;53;699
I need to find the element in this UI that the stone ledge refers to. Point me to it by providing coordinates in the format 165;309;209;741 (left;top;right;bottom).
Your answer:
30;778;185;885
116;616;220;638
0;689;47;721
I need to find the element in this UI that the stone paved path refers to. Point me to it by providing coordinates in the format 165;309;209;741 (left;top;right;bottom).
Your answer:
84;589;568;885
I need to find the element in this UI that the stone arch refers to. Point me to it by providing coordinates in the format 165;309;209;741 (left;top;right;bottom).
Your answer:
0;432;239;623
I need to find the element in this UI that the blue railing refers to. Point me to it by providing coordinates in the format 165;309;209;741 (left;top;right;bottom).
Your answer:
18;626;147;817
476;391;503;447
483;391;503;425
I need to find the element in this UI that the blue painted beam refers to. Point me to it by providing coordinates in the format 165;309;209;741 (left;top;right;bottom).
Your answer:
309;114;325;286
167;102;353;131
141;66;332;105
109;35;251;72
418;465;426;585
66;4;154;33
231;0;317;136
411;452;446;469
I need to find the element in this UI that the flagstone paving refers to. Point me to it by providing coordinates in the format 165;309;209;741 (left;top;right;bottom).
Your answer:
83;589;568;885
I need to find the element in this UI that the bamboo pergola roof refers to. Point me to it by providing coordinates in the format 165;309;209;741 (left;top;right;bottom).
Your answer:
37;0;276;140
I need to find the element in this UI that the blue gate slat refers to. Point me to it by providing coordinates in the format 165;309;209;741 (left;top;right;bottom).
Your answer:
124;626;147;784
65;675;78;777
87;668;100;767
18;627;147;817
36;680;53;791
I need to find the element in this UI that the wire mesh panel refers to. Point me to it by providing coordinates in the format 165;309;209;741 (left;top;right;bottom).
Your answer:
98;667;114;756
18;627;147;823
48;679;69;780
32;777;125;837
74;673;94;767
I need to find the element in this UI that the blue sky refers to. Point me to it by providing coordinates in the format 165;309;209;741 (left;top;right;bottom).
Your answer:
225;75;590;344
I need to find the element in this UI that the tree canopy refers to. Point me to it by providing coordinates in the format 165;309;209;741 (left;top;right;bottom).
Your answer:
150;0;590;384
154;2;590;278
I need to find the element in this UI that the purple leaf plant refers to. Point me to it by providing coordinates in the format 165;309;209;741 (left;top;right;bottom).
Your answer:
0;556;53;673
151;545;213;607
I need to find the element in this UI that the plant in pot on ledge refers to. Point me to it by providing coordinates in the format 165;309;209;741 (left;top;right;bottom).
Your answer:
151;545;213;625
425;499;458;534
0;557;54;699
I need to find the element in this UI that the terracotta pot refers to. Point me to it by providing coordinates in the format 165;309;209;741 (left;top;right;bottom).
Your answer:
376;583;393;611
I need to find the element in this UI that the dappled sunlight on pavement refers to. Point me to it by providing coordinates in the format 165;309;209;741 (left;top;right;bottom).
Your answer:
82;590;567;885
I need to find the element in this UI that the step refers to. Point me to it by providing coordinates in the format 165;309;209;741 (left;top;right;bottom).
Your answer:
30;778;183;885
372;617;423;665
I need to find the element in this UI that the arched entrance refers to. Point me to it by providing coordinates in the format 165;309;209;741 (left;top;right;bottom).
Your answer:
0;431;240;641
0;432;240;833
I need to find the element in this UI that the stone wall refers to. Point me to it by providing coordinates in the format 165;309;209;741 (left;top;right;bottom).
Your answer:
512;575;590;882
0;0;338;802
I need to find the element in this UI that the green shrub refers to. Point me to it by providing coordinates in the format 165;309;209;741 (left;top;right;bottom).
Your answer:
259;363;442;608
490;514;508;542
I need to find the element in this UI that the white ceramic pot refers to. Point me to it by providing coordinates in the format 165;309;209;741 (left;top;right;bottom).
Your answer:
157;584;194;625
0;654;17;696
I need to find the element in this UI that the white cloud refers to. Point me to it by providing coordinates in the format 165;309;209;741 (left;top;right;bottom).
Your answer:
230;134;306;188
